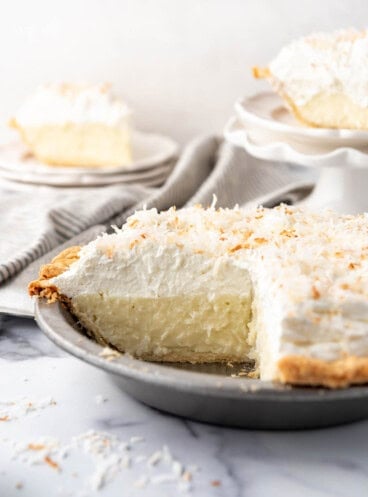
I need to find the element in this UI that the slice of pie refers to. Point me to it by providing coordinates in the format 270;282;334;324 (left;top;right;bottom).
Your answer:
29;205;368;388
253;28;368;129
10;83;132;168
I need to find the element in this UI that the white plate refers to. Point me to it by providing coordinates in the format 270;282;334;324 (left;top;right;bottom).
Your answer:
236;92;368;147
225;116;368;169
0;129;178;184
0;161;173;187
224;116;368;214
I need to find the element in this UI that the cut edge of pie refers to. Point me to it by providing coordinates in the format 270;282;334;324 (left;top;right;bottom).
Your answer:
253;67;368;130
29;244;368;389
29;245;254;363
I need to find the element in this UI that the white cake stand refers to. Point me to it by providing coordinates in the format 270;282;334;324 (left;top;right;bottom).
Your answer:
224;93;368;214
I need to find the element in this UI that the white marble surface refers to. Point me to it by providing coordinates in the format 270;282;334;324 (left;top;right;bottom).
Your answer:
1;314;368;497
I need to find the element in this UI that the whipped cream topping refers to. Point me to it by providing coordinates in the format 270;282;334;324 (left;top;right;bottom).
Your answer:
14;83;131;126
51;205;368;364
269;28;368;107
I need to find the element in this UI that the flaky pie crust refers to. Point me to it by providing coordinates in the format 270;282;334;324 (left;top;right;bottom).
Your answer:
28;246;81;302
278;355;368;388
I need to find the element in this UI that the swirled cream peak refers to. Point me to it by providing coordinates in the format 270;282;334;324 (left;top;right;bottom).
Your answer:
269;28;368;107
14;83;131;126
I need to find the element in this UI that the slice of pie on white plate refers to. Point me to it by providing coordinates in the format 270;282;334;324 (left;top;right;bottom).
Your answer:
29;205;368;388
253;28;368;130
10;82;132;168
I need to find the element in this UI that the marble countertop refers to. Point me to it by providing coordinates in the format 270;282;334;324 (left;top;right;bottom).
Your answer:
1;315;368;497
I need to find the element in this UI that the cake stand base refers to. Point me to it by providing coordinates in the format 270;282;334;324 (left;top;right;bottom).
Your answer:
224;115;368;215
301;167;368;214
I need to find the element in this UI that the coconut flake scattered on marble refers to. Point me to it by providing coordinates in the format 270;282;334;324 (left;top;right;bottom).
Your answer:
8;429;197;494
0;397;56;422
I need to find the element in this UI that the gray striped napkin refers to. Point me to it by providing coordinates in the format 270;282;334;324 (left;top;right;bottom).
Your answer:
0;135;314;300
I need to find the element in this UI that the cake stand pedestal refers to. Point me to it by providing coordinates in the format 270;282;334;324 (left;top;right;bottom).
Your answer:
303;167;368;213
224;115;368;214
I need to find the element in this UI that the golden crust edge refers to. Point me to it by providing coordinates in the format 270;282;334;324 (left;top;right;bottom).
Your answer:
278;355;368;388
28;246;81;303
252;66;271;79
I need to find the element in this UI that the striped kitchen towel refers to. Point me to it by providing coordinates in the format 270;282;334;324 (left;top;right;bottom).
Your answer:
0;135;314;286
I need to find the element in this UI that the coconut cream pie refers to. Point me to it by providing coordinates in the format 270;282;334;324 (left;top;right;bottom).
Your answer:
10;83;132;167
253;28;368;129
29;205;368;388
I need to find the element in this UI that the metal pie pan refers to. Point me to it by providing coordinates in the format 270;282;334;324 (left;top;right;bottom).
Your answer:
35;300;368;430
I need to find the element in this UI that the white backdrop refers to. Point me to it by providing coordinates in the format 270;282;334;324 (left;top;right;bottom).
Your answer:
1;0;367;144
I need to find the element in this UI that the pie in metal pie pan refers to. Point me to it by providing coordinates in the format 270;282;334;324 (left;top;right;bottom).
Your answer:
35;300;368;430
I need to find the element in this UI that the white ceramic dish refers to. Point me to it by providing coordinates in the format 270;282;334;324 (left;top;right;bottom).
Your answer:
0;129;178;186
0;161;173;187
236;92;368;147
224;116;368;214
225;116;368;168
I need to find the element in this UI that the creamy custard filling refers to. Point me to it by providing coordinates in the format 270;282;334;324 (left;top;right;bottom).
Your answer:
71;293;253;362
17;123;132;167
288;93;368;130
